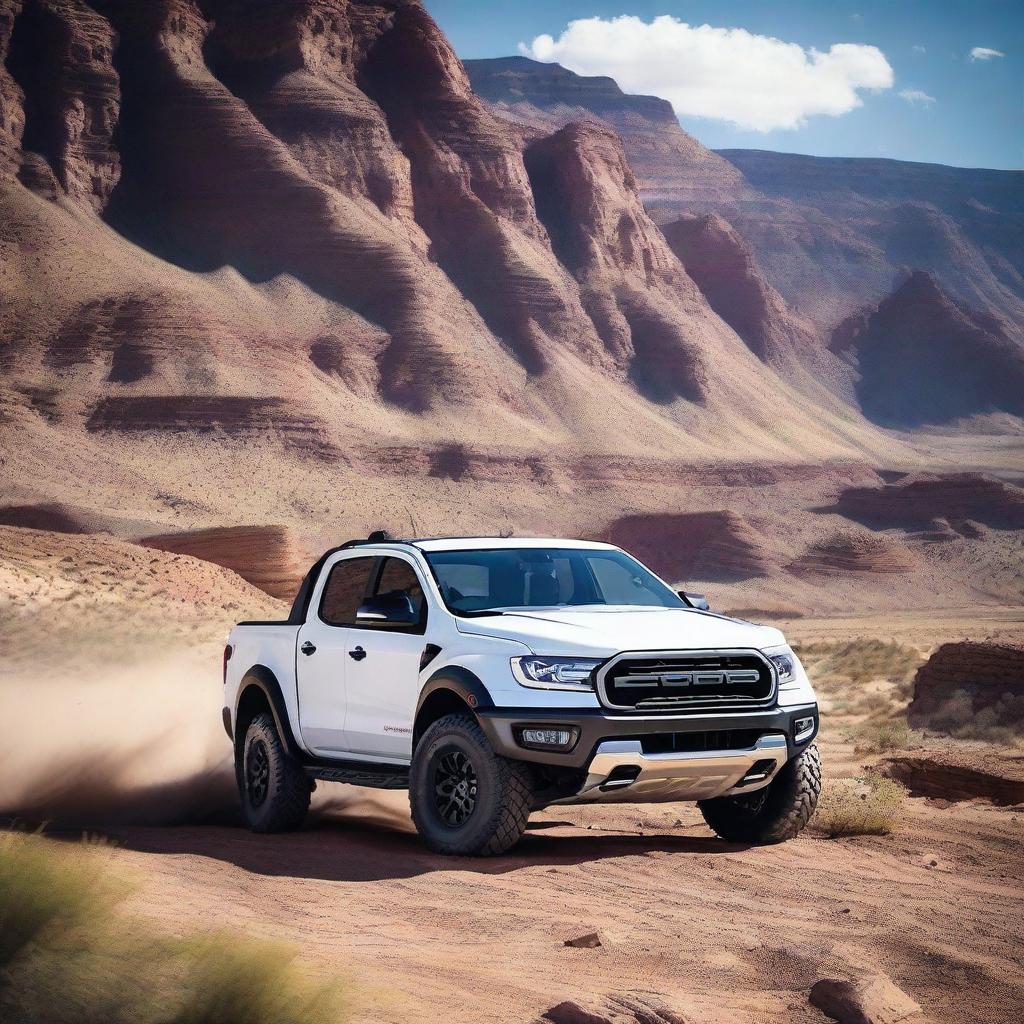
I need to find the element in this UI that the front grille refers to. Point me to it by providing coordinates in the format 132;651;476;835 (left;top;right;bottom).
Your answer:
598;650;775;712
638;729;764;755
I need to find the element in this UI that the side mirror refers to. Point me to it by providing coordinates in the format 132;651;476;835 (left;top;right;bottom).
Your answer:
678;590;710;612
356;593;419;626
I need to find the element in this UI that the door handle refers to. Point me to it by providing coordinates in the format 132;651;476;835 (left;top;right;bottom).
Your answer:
300;641;316;656
349;645;367;661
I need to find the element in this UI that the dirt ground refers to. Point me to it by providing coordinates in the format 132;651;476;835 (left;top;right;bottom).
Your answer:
2;605;1018;1024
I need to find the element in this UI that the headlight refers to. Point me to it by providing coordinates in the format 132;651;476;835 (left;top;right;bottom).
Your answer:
765;646;799;688
510;656;601;691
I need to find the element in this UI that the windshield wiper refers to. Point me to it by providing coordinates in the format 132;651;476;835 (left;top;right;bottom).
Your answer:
455;608;506;617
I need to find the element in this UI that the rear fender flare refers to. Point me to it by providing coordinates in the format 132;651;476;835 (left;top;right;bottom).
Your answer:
234;665;303;761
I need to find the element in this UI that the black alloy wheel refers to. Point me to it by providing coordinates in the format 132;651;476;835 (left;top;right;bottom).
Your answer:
246;738;270;807
432;746;479;827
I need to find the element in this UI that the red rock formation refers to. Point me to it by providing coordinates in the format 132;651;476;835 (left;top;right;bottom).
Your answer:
141;524;307;599
907;641;1024;731
661;213;820;366
881;753;1024;806
831;270;1024;425
602;511;771;582
0;0;25;177
5;0;121;210
823;473;1024;531
525;121;707;402
465;56;746;206
789;532;917;575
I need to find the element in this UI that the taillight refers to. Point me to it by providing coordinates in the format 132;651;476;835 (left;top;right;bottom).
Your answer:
222;644;232;685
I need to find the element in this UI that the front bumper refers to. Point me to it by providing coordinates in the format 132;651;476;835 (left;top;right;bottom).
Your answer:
476;702;818;802
558;732;789;803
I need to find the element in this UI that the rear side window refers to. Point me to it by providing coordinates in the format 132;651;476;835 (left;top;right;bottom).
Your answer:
319;557;376;626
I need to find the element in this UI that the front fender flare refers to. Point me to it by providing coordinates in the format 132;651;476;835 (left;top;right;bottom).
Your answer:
416;665;496;717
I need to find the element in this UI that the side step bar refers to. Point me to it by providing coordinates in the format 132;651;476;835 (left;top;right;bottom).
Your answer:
304;759;410;790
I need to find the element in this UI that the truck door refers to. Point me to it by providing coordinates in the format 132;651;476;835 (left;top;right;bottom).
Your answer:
341;555;427;759
295;555;376;755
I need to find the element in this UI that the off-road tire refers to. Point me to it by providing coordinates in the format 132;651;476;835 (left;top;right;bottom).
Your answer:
239;712;311;832
698;743;821;844
409;712;532;856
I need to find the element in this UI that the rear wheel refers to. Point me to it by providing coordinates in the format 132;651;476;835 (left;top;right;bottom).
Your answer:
409;712;532;856
239;712;310;832
699;743;821;844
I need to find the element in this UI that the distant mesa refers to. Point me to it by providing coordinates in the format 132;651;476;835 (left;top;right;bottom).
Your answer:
601;511;771;582
789;531;917;575
831;270;1024;426
140;525;306;600
820;473;1024;532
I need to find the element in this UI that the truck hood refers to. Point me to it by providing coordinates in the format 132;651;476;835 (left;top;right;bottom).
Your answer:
456;607;786;657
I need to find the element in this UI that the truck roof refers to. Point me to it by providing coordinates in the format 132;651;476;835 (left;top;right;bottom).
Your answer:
410;537;617;552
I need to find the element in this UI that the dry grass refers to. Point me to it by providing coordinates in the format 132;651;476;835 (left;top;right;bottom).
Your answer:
919;689;1024;746
851;719;924;755
795;639;922;690
812;774;908;838
0;833;349;1024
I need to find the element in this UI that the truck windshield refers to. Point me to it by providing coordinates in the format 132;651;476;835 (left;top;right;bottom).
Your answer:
424;547;685;615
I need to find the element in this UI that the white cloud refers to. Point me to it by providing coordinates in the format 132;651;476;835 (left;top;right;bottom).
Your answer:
898;88;935;105
912;44;926;55
518;15;894;132
969;47;1005;61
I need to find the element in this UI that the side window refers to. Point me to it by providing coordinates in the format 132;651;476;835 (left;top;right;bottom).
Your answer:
370;557;426;632
318;557;376;626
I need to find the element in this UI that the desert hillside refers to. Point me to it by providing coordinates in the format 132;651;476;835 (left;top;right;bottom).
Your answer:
0;0;1020;617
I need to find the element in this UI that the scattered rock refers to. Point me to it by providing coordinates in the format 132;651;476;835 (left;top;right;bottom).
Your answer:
541;993;688;1024
809;975;921;1024
564;931;602;949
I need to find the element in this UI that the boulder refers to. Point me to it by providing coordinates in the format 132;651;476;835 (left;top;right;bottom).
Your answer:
809;975;921;1024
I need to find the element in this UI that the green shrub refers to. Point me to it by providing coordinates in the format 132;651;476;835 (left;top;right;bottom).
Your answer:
0;834;349;1024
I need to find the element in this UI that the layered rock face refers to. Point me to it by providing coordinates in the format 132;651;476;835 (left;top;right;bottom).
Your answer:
907;641;1024;733
789;532;917;575
831;271;1024;426
524;121;708;403
602;511;771;582
141;524;306;599
824;474;1024;532
713;149;1024;337
661;213;820;367
5;0;120;209
465;56;746;204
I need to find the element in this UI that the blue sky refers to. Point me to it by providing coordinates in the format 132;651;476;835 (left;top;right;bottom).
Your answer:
425;1;1022;169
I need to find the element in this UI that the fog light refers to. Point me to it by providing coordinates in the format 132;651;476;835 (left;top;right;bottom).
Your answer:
518;727;578;751
794;716;816;743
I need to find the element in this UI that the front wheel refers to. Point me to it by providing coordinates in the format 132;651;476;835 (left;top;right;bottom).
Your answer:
699;743;821;844
409;712;532;855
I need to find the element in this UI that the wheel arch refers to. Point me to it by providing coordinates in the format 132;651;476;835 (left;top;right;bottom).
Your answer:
235;665;303;762
414;666;494;749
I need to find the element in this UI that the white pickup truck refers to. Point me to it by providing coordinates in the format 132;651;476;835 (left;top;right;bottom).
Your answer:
223;534;820;855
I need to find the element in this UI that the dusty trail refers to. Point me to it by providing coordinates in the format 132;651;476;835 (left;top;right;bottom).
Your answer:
66;740;1023;1024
